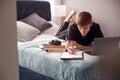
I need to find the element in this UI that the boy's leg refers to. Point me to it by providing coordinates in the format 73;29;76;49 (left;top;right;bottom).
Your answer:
56;10;76;34
64;10;76;22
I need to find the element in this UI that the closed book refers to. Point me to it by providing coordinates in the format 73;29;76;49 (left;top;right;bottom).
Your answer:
43;45;66;52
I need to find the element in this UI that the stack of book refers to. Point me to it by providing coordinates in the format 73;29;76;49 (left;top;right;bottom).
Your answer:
43;45;66;52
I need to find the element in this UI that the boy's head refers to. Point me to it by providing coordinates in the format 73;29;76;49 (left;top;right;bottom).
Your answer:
76;11;92;37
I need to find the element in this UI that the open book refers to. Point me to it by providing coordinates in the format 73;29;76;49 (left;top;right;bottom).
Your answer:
60;51;84;60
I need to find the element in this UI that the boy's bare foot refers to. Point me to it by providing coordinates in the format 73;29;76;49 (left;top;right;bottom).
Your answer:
64;10;76;23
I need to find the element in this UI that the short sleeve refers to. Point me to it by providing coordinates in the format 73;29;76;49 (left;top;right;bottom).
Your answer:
94;24;104;38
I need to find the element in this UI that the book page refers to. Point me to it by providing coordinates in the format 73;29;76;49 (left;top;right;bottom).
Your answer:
61;51;84;60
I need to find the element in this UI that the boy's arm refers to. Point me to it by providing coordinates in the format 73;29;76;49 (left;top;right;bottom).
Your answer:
66;40;93;54
77;44;93;50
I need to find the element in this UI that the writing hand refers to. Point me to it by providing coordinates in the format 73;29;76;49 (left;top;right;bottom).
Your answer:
67;45;77;54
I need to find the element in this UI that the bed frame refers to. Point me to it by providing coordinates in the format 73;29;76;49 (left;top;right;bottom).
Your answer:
17;0;51;21
17;1;54;80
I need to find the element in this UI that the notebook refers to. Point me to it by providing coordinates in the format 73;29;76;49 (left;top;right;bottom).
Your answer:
60;51;84;60
85;37;120;55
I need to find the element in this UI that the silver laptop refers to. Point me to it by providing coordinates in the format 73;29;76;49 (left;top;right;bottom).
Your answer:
85;37;120;55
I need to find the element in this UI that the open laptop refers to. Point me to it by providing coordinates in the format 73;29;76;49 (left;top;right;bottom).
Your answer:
85;37;120;55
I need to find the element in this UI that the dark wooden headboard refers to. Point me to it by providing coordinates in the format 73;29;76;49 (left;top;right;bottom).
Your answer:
17;1;51;21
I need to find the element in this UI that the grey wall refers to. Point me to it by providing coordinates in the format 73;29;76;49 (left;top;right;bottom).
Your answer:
62;0;120;37
0;0;19;80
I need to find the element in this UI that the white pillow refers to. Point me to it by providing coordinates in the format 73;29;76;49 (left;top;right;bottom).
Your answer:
17;21;40;42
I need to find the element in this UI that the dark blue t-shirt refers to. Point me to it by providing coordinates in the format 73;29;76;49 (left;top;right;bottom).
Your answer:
66;22;104;46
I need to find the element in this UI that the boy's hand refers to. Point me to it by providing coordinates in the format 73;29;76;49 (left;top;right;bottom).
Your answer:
66;40;79;54
67;46;76;54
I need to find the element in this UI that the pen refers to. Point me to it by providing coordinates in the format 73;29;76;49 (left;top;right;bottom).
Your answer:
82;52;84;59
68;41;71;43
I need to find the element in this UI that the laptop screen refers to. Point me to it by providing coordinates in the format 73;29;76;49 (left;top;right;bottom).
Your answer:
93;37;120;55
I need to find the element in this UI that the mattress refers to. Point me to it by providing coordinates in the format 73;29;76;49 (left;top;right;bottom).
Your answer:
18;35;98;80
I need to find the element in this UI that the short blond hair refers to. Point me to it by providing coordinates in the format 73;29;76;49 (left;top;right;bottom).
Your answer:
76;11;92;27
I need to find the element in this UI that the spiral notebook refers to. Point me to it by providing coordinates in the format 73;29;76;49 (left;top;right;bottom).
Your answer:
60;51;84;60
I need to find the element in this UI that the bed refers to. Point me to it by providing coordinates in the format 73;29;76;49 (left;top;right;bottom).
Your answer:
17;1;99;80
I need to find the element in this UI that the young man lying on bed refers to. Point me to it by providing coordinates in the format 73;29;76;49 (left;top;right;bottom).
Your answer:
56;10;104;54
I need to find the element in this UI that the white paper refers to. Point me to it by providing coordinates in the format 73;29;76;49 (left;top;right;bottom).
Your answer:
61;51;84;60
